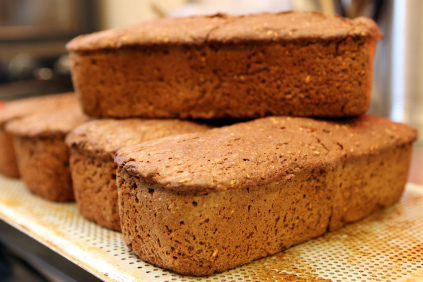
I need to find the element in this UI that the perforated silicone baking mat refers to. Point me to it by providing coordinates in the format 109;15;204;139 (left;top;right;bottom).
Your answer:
0;176;422;282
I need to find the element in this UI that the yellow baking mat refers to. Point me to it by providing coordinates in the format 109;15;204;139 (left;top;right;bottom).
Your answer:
0;176;422;281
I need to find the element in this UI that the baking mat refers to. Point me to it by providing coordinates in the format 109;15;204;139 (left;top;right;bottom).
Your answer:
0;176;422;282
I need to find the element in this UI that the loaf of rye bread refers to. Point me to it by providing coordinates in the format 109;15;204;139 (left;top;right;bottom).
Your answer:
65;119;211;230
115;115;417;276
6;104;89;202
66;11;382;119
0;93;77;178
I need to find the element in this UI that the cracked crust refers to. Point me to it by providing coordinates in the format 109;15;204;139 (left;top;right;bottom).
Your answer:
115;115;417;276
67;11;382;119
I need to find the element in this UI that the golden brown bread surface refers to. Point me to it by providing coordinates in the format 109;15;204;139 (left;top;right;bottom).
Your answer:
67;11;382;119
115;115;417;276
6;105;89;202
65;119;211;230
0;93;78;178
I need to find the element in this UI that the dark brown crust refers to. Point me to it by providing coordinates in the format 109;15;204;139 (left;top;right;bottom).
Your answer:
115;115;418;194
66;12;382;51
117;143;413;276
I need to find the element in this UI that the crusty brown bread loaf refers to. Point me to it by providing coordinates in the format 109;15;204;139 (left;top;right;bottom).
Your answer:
67;11;382;119
65;119;211;230
114;115;417;276
6;104;89;202
0;93;77;178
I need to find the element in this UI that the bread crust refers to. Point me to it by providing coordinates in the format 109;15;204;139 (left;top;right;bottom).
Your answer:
66;119;211;230
67;12;382;119
0;129;19;178
5;105;88;201
13;135;75;202
116;116;417;193
115;115;417;276
0;93;77;178
67;12;382;51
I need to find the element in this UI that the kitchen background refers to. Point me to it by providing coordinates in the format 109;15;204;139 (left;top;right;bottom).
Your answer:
1;0;422;139
0;0;422;280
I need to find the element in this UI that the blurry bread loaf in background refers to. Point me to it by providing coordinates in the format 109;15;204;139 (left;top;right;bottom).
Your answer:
0;93;77;178
6;103;89;202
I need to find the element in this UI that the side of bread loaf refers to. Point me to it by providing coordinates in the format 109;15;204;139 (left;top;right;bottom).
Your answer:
6;106;88;202
0;93;77;178
0;129;19;178
67;12;382;119
69;150;119;228
66;119;211;230
115;115;417;276
13;135;75;201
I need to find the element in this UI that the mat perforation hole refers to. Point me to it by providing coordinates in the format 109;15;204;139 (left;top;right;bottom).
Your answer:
1;178;423;281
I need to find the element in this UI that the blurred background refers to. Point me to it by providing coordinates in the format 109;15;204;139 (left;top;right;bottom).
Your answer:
0;0;422;138
0;0;422;281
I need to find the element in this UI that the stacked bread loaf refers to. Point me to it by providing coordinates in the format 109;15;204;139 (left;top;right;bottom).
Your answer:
64;11;418;276
1;93;210;203
0;11;417;277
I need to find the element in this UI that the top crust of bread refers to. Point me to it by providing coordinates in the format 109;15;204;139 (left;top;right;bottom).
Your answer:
115;115;417;194
67;11;382;52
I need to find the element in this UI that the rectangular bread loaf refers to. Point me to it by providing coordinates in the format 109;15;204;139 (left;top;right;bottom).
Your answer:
114;115;417;276
6;105;89;202
0;93;77;178
67;11;382;119
65;119;211;230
